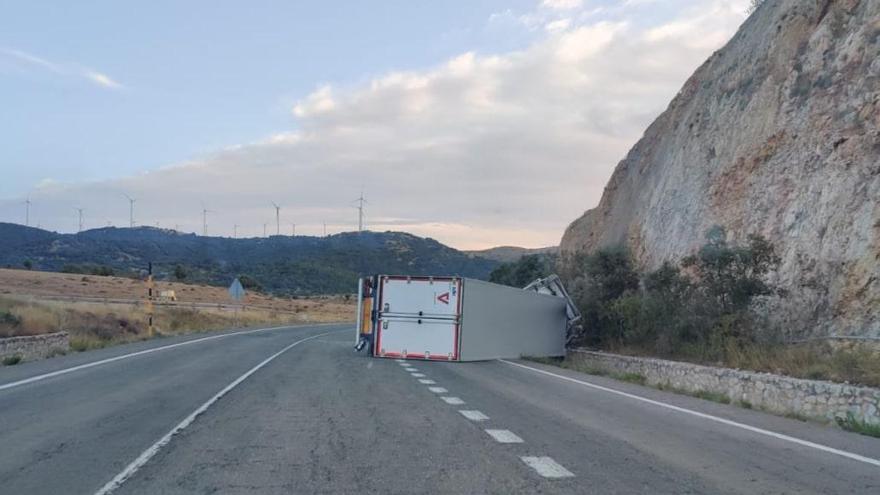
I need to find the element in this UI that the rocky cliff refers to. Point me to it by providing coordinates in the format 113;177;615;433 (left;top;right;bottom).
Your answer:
561;0;880;337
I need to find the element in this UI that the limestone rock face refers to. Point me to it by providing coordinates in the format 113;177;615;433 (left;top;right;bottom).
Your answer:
560;0;880;337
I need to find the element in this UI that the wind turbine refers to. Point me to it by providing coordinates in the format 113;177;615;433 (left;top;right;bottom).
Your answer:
122;193;136;228
24;197;31;227
352;191;368;232
74;207;84;233
200;202;215;236
270;201;281;236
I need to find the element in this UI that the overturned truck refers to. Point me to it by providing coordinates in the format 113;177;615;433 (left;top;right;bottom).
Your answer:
355;275;580;361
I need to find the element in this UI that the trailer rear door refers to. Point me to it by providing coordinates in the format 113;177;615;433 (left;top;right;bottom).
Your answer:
374;276;461;360
377;276;461;318
375;317;459;360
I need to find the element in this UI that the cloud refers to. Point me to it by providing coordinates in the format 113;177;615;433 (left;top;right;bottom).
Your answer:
0;47;124;90
84;71;123;90
0;1;746;249
541;0;583;10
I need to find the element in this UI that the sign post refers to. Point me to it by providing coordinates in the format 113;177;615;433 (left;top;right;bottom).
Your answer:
228;277;246;327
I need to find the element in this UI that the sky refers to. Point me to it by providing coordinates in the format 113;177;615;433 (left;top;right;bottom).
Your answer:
0;0;750;249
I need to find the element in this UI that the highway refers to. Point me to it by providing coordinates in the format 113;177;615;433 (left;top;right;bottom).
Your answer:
1;324;878;494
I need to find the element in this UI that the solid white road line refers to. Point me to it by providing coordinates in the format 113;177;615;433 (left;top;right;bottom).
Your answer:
0;324;340;392
441;396;465;405
501;359;880;469
93;329;343;495
411;373;426;378
485;429;524;443
428;387;448;394
419;379;436;385
459;410;489;421
521;456;575;478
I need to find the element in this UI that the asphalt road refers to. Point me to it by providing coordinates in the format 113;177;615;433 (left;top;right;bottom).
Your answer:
1;325;878;494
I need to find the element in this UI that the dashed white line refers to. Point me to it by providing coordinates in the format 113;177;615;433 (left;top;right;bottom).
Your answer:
428;387;448;394
419;379;436;385
411;373;426;378
93;329;343;495
485;429;523;443
500;359;880;469
441;396;465;405
459;410;489;421
404;367;418;372
0;324;337;393
521;456;575;478
394;359;406;363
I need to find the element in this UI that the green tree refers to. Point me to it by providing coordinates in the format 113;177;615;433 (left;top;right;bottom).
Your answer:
682;226;780;314
22;259;33;270
565;246;639;346
489;254;555;288
173;264;187;281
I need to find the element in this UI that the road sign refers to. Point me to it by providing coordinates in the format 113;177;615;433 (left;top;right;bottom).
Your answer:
228;278;245;302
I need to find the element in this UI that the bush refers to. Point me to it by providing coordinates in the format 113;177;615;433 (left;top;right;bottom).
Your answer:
173;264;187;281
23;260;33;270
564;246;639;346
563;226;783;363
489;254;556;288
0;310;22;327
238;274;263;292
2;355;22;366
61;264;115;277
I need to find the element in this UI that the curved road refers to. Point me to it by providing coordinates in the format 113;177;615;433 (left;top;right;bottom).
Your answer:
1;324;878;494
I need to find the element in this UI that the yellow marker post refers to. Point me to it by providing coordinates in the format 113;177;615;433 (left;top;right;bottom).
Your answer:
146;262;154;337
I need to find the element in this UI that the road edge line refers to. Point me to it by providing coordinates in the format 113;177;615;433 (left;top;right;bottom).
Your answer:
0;323;345;392
94;328;345;495
499;359;880;469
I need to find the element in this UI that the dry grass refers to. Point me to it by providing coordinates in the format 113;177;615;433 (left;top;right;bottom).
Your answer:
0;292;354;352
608;340;880;389
0;268;346;314
723;341;880;388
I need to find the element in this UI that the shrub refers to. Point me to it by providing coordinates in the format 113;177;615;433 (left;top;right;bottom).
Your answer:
0;310;22;327
836;412;880;438
565;246;639;346
173;264;187;281
23;260;33;270
2;355;22;366
238;274;263;292
563;226;782;363
489;254;556;288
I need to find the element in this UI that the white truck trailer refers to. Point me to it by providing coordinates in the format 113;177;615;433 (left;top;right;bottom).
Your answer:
355;275;574;361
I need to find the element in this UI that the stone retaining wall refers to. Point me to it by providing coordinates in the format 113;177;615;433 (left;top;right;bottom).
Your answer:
568;349;880;425
0;332;69;362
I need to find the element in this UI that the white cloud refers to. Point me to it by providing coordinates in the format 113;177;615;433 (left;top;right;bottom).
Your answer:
1;2;746;249
84;71;123;90
0;47;124;90
541;0;583;10
545;18;572;33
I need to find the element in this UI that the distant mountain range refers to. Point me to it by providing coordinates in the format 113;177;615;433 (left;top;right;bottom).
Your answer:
0;222;501;295
465;245;558;263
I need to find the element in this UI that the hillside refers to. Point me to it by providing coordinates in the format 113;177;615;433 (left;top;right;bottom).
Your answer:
561;0;879;337
466;245;559;263
0;223;498;295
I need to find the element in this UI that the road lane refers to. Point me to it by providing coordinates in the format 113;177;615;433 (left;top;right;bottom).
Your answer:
116;332;568;494
4;327;879;494
417;358;880;494
0;324;349;495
